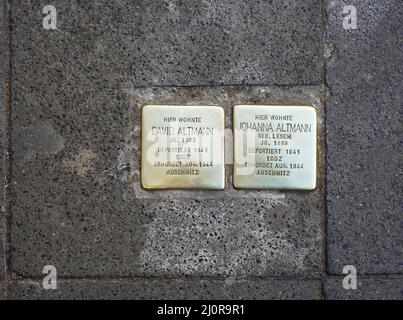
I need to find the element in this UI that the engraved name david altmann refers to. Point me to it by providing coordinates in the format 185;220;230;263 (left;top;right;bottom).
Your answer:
141;105;225;190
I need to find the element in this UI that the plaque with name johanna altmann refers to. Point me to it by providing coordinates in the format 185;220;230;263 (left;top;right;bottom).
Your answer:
233;105;317;190
141;105;225;190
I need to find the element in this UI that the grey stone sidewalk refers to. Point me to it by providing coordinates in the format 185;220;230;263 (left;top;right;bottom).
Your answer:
0;0;402;299
0;1;5;280
8;279;322;300
325;0;402;276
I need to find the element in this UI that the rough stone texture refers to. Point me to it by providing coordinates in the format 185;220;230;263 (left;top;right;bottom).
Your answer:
11;0;146;278
14;0;321;87
4;0;402;301
326;0;403;274
8;279;321;300
0;281;6;300
124;0;322;86
129;86;325;277
0;0;6;278
10;0;325;279
8;0;326;280
11;83;325;276
325;278;403;300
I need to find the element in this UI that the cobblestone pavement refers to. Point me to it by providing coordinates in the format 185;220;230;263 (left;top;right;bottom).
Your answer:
0;0;401;299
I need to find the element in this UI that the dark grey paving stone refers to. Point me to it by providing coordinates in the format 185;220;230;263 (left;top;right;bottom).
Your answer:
0;281;6;300
325;0;403;274
127;87;325;278
12;0;321;87
0;0;6;278
8;279;321;300
11;84;325;277
325;278;403;300
11;0;147;278
11;0;325;278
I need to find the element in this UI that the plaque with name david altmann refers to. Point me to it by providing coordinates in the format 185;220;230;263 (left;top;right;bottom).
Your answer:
233;105;317;190
141;105;225;190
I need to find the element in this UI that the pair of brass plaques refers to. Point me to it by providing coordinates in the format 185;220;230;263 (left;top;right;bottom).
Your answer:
141;105;317;190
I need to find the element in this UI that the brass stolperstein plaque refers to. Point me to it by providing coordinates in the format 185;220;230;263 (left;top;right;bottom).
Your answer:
233;105;317;190
141;105;225;190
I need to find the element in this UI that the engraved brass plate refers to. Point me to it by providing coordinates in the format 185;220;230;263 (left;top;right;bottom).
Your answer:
233;105;317;190
141;105;225;190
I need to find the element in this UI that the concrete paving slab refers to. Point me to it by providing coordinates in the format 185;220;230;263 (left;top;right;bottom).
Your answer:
128;86;325;277
11;85;325;277
8;279;321;300
0;0;6;278
0;281;6;300
325;278;403;300
325;0;402;274
10;0;325;278
10;0;321;86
